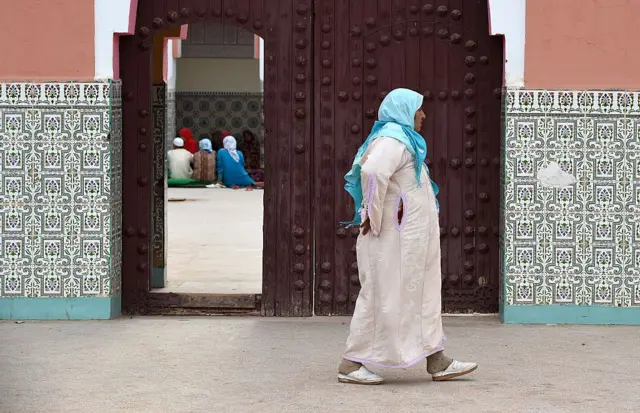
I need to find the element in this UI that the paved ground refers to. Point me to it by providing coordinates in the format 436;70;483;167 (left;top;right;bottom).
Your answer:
1;316;639;413
158;188;263;294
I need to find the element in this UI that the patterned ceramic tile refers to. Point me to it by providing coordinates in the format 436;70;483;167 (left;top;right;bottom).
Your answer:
152;84;167;273
0;82;120;298
165;88;176;149
504;90;640;307
0;83;112;107
176;92;264;167
109;81;123;294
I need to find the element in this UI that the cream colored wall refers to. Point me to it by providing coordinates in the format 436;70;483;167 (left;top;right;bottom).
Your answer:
176;59;261;92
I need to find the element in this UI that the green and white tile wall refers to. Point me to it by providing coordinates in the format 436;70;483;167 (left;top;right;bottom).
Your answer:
502;89;640;324
176;92;264;167
151;84;168;289
166;89;176;150
0;82;122;319
150;84;176;289
3;83;639;324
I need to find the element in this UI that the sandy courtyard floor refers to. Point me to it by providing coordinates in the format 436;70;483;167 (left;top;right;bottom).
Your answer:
156;188;263;294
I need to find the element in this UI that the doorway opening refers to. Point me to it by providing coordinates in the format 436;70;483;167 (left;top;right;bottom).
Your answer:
119;0;315;316
154;22;265;300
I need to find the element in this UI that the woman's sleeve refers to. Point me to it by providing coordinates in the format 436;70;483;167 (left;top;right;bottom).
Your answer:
359;138;407;236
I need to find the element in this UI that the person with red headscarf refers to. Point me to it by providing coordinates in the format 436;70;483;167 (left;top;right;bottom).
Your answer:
179;128;199;154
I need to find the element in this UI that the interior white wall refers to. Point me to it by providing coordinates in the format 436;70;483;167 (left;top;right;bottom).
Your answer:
259;38;264;91
488;0;526;87
176;58;261;92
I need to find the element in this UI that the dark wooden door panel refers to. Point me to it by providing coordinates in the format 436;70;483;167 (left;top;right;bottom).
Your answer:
121;0;502;316
313;0;504;315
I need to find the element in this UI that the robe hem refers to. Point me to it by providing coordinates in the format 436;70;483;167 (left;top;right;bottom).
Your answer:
343;345;444;369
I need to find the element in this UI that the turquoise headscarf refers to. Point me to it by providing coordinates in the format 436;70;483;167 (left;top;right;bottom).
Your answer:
343;88;439;227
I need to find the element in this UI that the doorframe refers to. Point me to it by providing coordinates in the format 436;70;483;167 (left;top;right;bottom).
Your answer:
118;0;315;316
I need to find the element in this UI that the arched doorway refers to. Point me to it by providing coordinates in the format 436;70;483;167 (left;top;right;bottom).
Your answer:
119;0;505;317
120;0;314;316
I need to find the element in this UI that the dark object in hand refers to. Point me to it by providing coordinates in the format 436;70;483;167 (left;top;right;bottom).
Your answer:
361;218;371;235
360;202;403;236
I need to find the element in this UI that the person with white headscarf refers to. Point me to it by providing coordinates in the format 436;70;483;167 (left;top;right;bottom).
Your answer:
216;133;256;190
167;137;194;179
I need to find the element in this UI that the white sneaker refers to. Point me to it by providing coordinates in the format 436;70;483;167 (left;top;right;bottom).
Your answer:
431;360;478;381
338;366;384;385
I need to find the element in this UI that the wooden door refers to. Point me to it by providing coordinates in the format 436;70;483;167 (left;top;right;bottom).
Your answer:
313;0;504;315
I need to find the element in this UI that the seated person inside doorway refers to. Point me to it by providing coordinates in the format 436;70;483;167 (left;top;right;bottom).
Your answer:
178;127;199;154
239;129;265;184
167;137;194;185
210;131;224;151
239;130;261;170
216;133;263;190
191;137;217;183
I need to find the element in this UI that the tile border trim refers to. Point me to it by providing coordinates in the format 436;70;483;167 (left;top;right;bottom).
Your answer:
0;81;115;108
502;305;640;325
0;295;121;320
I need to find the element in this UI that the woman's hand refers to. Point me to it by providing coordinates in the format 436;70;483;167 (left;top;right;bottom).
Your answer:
360;201;402;236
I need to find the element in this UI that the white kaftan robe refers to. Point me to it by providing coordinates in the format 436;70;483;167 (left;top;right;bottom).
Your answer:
344;137;445;368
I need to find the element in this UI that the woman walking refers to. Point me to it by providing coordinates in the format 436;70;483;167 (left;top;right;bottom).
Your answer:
338;88;477;385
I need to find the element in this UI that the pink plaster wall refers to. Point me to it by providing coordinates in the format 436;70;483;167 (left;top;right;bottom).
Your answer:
0;0;95;81
526;0;640;90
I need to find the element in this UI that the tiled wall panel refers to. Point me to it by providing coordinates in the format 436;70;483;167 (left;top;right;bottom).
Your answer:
175;92;264;166
504;90;640;307
151;85;167;284
0;82;121;298
166;89;176;150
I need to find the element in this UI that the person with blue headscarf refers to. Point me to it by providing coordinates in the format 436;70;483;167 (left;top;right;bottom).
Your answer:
337;88;478;385
192;137;217;183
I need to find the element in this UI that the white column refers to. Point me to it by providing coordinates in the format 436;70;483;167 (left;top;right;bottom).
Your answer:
94;0;136;80
259;37;264;91
167;40;177;90
488;0;526;87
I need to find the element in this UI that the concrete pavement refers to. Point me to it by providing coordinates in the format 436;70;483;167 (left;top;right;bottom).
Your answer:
1;316;639;413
